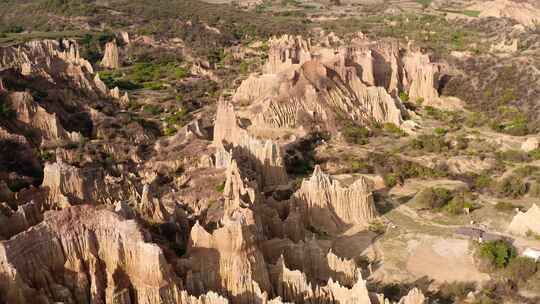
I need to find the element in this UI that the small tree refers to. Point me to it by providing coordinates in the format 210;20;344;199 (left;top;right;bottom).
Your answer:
493;175;527;198
478;241;516;271
415;187;453;210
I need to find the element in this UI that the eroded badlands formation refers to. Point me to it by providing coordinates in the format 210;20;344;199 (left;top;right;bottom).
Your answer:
232;34;446;135
0;34;440;303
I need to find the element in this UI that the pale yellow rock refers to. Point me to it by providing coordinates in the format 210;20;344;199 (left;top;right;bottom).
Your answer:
293;166;378;233
0;40;100;95
101;40;120;69
185;219;272;304
508;204;540;236
521;137;540;152
213;100;288;189
0;206;182;304
6;91;81;145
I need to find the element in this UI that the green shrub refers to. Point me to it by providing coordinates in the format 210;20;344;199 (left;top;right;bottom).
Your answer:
444;193;475;215
461;10;480;17
513;165;540;178
368;222;386;234
493;175;527;198
383;123;407;137
4;25;24;33
411;134;449;153
494;201;518;212
142;104;163;115
0;101;16;120
478;240;516;270
143;81;165;90
503;118;529;136
383;173;399;188
39;150;56;162
341;123;370;145
398;91;410;102
287;158;314;176
99;71;142;90
529;148;540;160
215;181;226;193
464;112;487;128
163;126;177;136
165;109;191;127
496;150;530;163
473;173;493;190
415;187;453;210
434;127;447;136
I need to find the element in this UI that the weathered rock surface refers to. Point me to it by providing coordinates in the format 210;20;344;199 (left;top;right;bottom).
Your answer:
101;40;120;69
293;166;378;233
231;34;446;134
184;219;272;304
521;137;540;152
0;206;181;304
0;39;97;93
508;204;540;236
214;100;288;189
0;200;42;240
262;238;361;287
6;91;81;145
269;256;426;304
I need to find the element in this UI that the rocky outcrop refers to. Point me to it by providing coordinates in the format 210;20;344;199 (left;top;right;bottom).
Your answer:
270;256;426;304
184;219;272;304
41;161;142;210
0;40;97;93
6;91;82;145
230;34;448;133
0;206;182;304
521;137;540;152
213;101;288;189
262;238;361;287
398;288;426;304
222;160;258;213
42;161;106;208
264;35;312;74
101;40;120;69
508;204;540;236
403;51;440;105
293;166;378;234
0;201;42;240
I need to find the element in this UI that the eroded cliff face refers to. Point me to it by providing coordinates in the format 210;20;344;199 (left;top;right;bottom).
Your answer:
0;206;182;304
293;166;378;234
101;40;120;69
231;34;444;135
214;100;288;190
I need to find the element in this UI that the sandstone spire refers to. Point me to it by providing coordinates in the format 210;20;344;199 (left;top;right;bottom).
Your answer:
185;219;272;303
213;100;288;189
293;165;378;233
0;206;182;304
101;40;120;69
